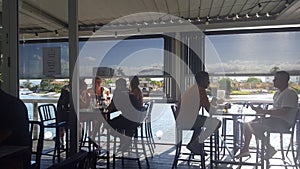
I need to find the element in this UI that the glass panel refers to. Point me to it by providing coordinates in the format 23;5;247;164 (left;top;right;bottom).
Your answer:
206;32;300;74
19;41;69;79
19;0;69;139
78;37;164;77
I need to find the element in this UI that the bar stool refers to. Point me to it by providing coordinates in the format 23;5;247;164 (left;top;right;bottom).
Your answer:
38;104;66;163
265;109;299;169
171;105;206;168
112;107;149;169
141;101;155;157
87;136;110;169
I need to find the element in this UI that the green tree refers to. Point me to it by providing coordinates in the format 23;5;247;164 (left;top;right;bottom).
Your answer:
246;77;262;83
40;79;54;91
22;81;34;89
51;83;64;92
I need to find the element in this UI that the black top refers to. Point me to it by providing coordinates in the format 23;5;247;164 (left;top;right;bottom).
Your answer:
0;89;30;147
107;89;144;123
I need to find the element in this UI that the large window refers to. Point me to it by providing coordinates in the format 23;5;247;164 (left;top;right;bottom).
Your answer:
205;31;300;75
19;41;69;79
19;36;164;79
78;36;164;77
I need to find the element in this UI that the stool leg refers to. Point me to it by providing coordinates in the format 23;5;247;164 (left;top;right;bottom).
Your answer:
200;143;206;168
113;136;117;169
172;129;181;168
140;126;149;166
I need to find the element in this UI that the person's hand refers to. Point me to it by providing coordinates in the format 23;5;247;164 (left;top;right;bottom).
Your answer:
250;104;264;114
211;97;218;107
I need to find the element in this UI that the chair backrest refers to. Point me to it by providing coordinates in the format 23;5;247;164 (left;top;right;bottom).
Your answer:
147;101;154;119
38;104;57;125
171;105;177;120
29;120;44;169
289;108;300;133
86;137;101;169
143;101;154;120
147;101;154;115
47;150;89;169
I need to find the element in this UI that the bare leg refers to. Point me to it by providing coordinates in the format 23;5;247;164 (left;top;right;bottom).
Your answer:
198;118;221;143
240;122;252;153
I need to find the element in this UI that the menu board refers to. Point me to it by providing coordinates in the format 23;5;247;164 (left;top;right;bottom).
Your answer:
43;47;61;76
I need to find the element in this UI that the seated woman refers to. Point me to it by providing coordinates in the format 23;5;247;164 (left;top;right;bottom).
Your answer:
87;76;109;138
129;76;143;107
106;78;145;151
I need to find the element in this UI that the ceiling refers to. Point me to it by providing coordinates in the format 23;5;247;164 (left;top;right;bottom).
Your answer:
12;0;300;38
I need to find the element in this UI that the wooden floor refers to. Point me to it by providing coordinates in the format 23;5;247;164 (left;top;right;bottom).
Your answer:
39;141;299;169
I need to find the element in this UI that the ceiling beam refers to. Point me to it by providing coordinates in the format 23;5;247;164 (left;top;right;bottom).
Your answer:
277;0;300;20
19;1;68;32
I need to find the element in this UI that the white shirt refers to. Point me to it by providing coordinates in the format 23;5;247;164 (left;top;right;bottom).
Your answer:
272;87;299;125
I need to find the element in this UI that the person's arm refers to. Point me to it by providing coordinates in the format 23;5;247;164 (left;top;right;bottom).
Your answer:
199;89;210;112
251;104;290;116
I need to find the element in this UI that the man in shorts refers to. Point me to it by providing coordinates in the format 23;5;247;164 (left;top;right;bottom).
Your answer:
235;71;299;159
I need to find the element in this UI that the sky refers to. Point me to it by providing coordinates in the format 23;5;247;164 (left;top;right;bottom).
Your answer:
78;38;164;77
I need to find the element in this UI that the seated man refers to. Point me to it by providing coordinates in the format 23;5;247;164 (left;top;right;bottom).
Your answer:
106;78;145;151
0;88;31;169
235;71;299;159
176;71;221;155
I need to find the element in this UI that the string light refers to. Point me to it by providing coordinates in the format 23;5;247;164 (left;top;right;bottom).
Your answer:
160;20;166;24
69;0;286;32
178;18;184;24
205;16;209;25
54;30;59;36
